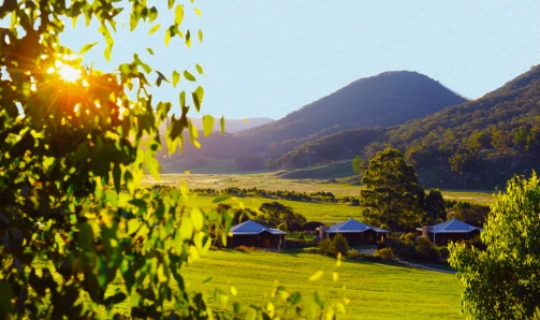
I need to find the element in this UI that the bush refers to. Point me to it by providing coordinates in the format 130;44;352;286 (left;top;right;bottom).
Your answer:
333;234;349;257
374;247;396;261
317;238;336;256
414;237;440;262
347;249;361;259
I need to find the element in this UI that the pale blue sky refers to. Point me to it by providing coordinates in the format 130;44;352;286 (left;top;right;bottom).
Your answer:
61;0;540;119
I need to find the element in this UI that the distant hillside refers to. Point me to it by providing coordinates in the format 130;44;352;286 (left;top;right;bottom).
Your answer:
368;64;540;189
268;128;385;169
238;71;466;157
160;71;467;173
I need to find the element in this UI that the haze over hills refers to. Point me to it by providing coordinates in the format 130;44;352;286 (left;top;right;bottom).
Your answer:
159;70;468;172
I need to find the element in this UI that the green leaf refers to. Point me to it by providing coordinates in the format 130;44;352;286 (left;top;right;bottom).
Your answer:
202;114;214;137
220;116;225;134
288;292;301;305
196;63;204;74
212;195;231;203
192;86;204;112
168;0;176;10
146;48;155;55
174;5;184;25
185;30;191;47
156;71;168;87
172;70;180;87
79;42;98;55
179;218;194;241
190;208;204;231
148;23;161;35
198;30;203;43
184;70;196;82
179;91;186;107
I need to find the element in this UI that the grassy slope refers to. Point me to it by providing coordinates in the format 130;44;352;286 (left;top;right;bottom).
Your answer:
182;250;462;319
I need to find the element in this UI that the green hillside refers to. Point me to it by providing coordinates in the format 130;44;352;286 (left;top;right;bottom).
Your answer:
272;65;540;189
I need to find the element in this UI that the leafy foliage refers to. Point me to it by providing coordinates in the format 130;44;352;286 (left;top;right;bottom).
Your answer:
256;202;307;232
449;172;540;319
0;1;345;318
0;0;224;318
333;234;349;257
360;148;425;231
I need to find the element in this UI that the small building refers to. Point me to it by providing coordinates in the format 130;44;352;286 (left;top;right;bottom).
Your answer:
418;218;481;245
320;218;390;245
228;220;286;249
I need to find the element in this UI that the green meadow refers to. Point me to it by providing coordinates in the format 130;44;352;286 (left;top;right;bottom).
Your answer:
143;173;494;223
182;250;462;319
144;173;495;206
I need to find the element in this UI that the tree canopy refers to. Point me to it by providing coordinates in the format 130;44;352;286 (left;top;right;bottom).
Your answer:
0;1;347;318
360;148;425;231
449;172;540;319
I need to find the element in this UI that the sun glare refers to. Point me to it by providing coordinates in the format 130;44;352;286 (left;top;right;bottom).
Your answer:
53;61;82;83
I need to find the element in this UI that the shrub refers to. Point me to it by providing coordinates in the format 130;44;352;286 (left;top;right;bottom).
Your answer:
374;247;396;261
317;238;336;256
347;249;361;260
414;237;440;262
333;234;349;257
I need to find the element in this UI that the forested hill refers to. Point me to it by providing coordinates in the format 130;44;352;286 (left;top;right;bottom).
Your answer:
374;64;540;188
238;71;467;152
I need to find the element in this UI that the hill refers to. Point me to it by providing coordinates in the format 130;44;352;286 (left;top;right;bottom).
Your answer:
160;71;466;172
239;71;466;157
368;64;540;189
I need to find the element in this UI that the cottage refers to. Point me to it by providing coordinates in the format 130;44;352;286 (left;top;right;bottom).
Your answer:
320;218;390;245
418;218;481;245
228;220;286;249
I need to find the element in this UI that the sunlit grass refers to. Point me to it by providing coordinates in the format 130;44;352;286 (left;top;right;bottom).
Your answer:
183;250;462;319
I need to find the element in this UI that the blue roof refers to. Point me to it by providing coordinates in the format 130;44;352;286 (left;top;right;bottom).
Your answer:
230;220;287;235
325;218;390;233
424;218;481;234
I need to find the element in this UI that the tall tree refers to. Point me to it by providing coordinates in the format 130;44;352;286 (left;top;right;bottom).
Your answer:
449;172;540;319
423;189;446;225
360;148;425;231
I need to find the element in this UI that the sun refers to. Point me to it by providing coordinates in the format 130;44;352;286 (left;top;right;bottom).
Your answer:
49;61;82;83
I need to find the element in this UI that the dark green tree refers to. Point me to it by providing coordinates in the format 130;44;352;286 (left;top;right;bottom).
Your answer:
423;189;446;225
449;172;540;319
352;155;366;175
360;148;425;231
333;234;349;257
257;202;307;231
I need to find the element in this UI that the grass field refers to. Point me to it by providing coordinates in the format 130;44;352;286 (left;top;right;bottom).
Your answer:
190;194;362;223
144;173;495;202
143;173;495;223
182;250;463;319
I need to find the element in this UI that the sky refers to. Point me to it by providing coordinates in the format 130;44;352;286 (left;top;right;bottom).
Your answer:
60;0;540;120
